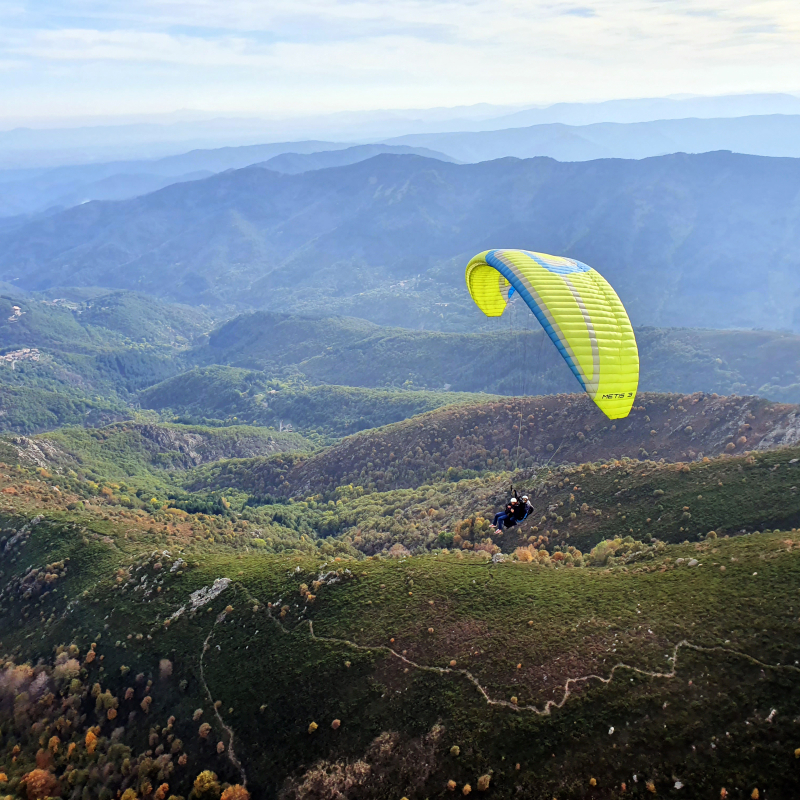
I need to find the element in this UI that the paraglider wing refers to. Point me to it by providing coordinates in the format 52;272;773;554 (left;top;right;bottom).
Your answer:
465;249;639;420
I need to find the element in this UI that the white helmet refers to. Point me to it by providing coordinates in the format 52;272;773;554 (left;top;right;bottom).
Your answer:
510;497;517;503
522;495;529;501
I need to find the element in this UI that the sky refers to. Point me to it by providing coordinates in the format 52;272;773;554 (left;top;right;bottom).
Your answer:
3;0;800;124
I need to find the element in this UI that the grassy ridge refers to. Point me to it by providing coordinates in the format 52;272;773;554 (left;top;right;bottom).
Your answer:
1;496;799;799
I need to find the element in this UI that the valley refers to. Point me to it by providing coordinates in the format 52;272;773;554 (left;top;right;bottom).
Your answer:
2;306;800;796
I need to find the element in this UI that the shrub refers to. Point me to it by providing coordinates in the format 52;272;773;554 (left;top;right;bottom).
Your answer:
220;787;249;800
588;539;621;566
22;769;60;800
192;771;221;800
437;531;454;547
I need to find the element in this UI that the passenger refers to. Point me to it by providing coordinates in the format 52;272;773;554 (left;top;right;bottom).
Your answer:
521;494;534;519
491;497;518;530
509;488;534;521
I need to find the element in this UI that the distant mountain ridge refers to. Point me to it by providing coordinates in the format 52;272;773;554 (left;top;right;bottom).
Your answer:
386;114;800;162
0;142;455;218
6;108;800;218
1;150;799;332
258;144;458;174
468;93;800;130
0;140;345;217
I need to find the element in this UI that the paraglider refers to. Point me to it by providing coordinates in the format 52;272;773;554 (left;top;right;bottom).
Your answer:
465;249;639;420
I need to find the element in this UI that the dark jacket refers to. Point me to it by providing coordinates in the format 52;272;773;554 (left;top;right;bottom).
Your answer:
524;500;534;517
511;490;528;521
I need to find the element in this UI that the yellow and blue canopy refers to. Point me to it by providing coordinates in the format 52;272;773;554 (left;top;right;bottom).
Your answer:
465;249;639;420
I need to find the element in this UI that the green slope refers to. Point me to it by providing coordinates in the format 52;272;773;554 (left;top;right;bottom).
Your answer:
0;291;218;433
140;366;495;436
0;499;799;799
8;422;313;499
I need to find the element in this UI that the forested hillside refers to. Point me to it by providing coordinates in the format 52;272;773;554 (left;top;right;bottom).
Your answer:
189;311;800;401
182;391;800;497
3;292;800;436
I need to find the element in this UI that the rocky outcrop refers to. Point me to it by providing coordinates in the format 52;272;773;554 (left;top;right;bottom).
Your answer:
131;424;301;468
10;436;69;468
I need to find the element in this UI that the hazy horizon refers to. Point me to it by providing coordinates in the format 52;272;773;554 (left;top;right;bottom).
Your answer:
4;92;800;133
5;0;800;123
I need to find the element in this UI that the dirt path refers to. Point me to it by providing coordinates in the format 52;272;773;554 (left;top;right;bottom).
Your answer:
198;578;800;780
200;615;249;786
305;624;800;715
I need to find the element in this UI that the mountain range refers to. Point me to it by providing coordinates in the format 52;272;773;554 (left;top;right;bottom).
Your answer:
7;112;800;218
1;150;799;332
5;92;798;168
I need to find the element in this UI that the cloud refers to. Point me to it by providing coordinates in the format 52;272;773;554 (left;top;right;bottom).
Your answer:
561;7;597;18
1;0;800;118
16;29;266;66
